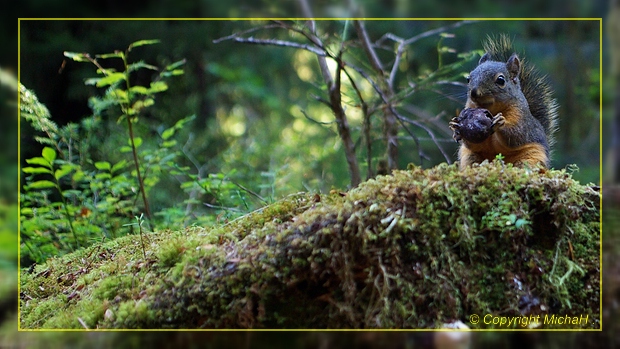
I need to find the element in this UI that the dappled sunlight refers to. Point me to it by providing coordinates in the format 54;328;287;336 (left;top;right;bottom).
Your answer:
293;50;315;82
217;105;247;137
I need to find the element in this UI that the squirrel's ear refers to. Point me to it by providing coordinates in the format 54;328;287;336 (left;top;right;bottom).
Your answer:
506;53;521;79
478;52;491;65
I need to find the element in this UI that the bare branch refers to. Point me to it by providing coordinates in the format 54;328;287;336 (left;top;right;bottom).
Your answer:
353;20;384;74
353;20;400;170
344;63;382;98
232;181;268;205
341;65;373;179
300;108;336;126
389;42;404;90
428;86;466;105
272;20;329;54
203;202;243;212
375;32;404;46
299;0;361;186
221;37;327;56
295;5;335;88
403;20;476;45
212;23;283;44
395;111;452;164
311;94;333;108
345;62;451;165
381;21;475;90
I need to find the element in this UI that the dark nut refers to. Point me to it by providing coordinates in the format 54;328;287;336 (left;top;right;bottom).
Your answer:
449;108;505;143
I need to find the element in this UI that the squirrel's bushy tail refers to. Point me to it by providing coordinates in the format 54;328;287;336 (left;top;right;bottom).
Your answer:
482;34;559;147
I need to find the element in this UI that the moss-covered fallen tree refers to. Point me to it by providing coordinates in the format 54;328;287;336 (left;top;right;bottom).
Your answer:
20;161;600;329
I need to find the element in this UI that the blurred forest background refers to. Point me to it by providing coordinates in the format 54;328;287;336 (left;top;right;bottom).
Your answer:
0;0;616;347
20;19;601;185
15;19;600;265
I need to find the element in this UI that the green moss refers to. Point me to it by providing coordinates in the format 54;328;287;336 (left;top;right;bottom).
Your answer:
20;161;600;329
156;237;186;268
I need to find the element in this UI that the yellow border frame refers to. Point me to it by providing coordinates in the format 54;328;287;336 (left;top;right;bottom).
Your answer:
16;17;604;332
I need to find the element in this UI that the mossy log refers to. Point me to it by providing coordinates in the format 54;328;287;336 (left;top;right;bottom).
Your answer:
20;162;600;329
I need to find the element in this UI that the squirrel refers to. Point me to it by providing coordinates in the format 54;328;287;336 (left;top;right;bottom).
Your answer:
449;34;558;170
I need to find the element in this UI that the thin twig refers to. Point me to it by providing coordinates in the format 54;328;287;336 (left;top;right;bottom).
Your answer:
389;41;404;90
300;108;336;126
223;37;327;56
203;202;243;212
354;20;400;170
403;20;476;46
212;24;283;44
345;62;449;164
77;317;89;329
310;94;333;108
299;0;361;186
394;110;452;163
341;67;373;179
138;215;147;260
232;181;268;204
354;20;384;74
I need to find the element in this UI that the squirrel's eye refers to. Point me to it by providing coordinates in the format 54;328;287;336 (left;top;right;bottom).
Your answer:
495;75;506;87
466;76;470;83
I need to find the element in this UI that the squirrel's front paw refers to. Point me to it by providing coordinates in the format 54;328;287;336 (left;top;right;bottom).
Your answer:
449;116;462;142
490;112;505;132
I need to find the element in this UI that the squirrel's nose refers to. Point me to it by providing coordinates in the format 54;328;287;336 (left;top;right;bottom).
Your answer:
470;88;481;99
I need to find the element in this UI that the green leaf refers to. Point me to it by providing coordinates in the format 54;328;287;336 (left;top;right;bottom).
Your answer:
63;51;90;62
130;137;143;148
72;170;86;182
105;197;120;204
515;219;530;229
62;189;82;197
505;214;517;225
180;181;195;189
96;73;126;87
160;70;185;78
110;89;128;103
111;159;128;173
161;127;176;140
129;86;149;95
84;78;101;86
174;114;196;128
33;137;56;146
96;68;117;75
96;52;124;60
95;173;112;180
165;59;187;71
162;140;177;148
131;99;154;112
95;161;111;171
161;153;176;163
161;114;195;141
54;164;74;180
27;180;57;190
128;61;158;73
129;39;160;50
41;147;56;164
120;146;132;153
22;167;52;174
148;81;168;93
